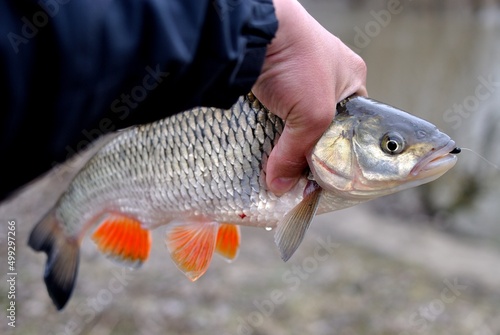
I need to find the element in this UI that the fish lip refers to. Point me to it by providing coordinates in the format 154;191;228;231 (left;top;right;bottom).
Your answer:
410;140;458;177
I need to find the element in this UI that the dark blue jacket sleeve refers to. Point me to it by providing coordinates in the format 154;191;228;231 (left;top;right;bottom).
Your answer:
0;0;278;200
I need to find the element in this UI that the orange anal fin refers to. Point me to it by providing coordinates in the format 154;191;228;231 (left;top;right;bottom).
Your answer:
165;219;219;282
91;214;151;268
28;208;79;310
215;223;240;262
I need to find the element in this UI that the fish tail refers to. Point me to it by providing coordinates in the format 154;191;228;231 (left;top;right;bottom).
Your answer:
28;208;79;310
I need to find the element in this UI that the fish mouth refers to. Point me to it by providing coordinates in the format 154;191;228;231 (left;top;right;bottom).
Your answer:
410;140;458;180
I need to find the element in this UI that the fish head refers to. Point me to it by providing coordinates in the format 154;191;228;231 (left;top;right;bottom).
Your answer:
309;95;458;199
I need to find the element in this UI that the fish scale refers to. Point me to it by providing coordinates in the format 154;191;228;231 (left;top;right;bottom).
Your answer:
57;95;287;236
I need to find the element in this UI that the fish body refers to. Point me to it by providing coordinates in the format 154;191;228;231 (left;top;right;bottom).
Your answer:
28;94;459;310
55;96;294;233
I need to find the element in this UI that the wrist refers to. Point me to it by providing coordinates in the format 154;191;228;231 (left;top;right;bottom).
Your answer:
268;0;311;56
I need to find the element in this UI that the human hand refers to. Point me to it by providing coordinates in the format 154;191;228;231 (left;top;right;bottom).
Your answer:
252;0;368;195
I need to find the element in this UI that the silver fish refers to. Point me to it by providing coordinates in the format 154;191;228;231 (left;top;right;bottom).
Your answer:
28;93;459;309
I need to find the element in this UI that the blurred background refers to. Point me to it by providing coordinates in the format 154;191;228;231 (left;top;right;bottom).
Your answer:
1;0;500;334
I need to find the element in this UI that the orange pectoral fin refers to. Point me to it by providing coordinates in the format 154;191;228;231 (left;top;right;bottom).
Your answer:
215;223;240;262
165;219;219;282
91;214;151;268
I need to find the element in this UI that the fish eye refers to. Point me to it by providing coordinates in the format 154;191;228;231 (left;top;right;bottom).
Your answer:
381;132;405;155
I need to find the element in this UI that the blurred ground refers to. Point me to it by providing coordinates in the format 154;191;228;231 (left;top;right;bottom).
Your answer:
2;1;500;335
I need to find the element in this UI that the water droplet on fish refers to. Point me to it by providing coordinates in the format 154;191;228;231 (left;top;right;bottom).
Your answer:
265;227;273;231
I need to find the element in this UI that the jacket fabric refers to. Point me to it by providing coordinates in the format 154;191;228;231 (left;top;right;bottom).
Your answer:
0;0;278;200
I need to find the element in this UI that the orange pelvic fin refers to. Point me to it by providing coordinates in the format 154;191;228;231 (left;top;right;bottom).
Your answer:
215;223;240;262
165;219;219;281
28;208;80;310
91;214;152;268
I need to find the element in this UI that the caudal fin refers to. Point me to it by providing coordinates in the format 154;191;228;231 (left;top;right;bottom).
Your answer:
28;209;79;310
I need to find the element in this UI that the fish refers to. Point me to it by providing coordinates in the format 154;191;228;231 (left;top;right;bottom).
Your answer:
28;93;460;310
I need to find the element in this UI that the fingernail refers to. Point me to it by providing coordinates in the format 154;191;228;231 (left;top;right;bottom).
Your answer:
270;177;296;196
